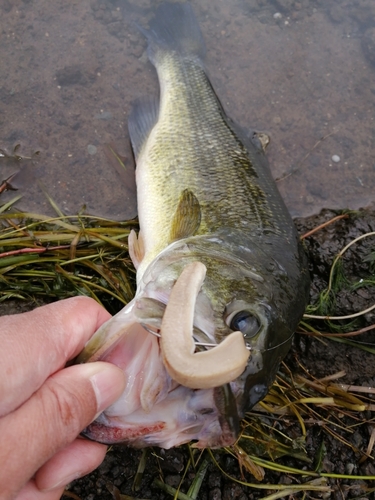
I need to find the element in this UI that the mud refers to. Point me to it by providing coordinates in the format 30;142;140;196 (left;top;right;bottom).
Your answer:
0;0;375;219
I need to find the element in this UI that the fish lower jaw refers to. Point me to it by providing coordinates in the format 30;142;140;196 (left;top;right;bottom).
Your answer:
82;386;234;449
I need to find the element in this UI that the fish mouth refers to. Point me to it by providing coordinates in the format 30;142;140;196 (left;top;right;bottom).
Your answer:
77;261;249;448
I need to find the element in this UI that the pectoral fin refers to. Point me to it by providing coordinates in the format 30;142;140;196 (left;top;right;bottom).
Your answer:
169;189;201;242
128;229;145;270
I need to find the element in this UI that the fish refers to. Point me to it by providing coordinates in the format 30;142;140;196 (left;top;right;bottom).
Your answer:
76;2;310;449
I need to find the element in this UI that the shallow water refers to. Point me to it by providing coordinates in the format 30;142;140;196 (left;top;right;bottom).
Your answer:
0;0;374;219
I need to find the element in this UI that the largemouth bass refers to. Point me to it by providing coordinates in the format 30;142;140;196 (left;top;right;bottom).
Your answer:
77;2;310;449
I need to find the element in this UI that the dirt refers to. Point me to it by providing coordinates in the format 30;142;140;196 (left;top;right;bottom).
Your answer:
294;210;375;385
0;0;375;219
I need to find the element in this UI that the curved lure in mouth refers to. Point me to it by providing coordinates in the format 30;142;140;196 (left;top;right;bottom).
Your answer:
160;261;250;389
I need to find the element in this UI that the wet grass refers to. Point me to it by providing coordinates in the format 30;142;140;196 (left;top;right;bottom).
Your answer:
0;196;137;312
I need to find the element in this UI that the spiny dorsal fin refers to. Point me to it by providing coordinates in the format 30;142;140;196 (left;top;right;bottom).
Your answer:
128;96;159;159
128;229;145;270
169;189;201;242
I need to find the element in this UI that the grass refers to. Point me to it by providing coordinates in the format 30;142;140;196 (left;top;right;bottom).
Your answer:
1;197;375;499
303;227;375;324
0;196;137;312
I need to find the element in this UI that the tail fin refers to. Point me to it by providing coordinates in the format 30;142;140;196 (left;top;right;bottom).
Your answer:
139;2;206;64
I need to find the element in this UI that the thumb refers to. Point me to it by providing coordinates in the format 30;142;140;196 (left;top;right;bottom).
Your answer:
0;362;126;500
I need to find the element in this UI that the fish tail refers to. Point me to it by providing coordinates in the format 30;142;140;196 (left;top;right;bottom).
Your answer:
139;2;206;65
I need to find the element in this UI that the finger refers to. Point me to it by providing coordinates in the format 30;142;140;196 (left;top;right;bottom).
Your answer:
15;482;65;500
0;362;126;500
35;439;107;492
0;296;112;416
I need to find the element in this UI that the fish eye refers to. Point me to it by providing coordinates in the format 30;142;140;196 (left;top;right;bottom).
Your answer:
229;310;261;338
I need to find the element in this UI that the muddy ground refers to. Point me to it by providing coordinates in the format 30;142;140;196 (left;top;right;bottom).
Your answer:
1;0;375;220
1;208;374;500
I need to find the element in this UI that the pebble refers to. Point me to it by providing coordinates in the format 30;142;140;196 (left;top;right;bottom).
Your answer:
273;12;282;19
331;154;340;163
345;463;355;475
87;144;97;155
209;487;222;500
165;475;181;488
95;111;112;120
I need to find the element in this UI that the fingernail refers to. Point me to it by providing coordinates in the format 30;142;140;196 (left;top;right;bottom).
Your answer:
87;362;126;413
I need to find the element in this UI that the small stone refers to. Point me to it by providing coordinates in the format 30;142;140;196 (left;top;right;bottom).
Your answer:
345;463;355;475
273;12;282;19
209;487;222;500
111;465;121;478
95;111;112;120
87;144;97;155
351;430;363;448
165;475;181;488
208;472;221;489
331;155;340;163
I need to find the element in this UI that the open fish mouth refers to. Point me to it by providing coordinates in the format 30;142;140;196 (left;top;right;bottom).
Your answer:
77;261;250;449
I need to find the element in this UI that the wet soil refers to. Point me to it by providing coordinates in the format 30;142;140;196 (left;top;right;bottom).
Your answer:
0;0;375;219
1;0;375;498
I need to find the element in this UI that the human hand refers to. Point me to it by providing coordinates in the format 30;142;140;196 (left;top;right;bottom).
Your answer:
0;297;126;500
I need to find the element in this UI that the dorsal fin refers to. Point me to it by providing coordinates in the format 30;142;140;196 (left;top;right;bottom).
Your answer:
128;96;159;159
169;189;201;242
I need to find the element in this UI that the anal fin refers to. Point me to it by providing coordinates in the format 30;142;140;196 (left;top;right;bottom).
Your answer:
169;189;201;242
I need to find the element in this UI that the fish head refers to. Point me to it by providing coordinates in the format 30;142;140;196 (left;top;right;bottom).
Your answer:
76;235;307;449
173;239;298;414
